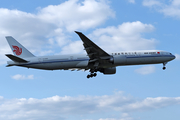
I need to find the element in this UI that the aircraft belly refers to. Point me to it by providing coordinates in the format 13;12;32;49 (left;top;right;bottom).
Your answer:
63;61;81;69
23;60;88;70
24;63;57;70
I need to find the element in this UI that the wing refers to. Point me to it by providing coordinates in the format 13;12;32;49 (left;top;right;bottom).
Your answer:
75;31;112;67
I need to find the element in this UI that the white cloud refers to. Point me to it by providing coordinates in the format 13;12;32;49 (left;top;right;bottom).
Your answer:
0;92;180;120
0;1;158;66
143;0;180;19
0;0;114;64
135;65;155;75
0;1;158;68
11;74;34;80
89;21;157;52
124;97;180;112
127;0;135;4
99;113;133;120
60;21;157;55
61;40;85;54
0;46;10;65
38;0;115;31
143;0;161;7
175;54;180;60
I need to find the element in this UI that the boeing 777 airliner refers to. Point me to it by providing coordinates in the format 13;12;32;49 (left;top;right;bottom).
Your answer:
5;31;175;78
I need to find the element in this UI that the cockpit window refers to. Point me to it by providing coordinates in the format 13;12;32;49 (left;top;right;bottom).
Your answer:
170;53;172;55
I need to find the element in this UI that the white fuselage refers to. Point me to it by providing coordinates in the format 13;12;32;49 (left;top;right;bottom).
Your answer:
7;50;175;70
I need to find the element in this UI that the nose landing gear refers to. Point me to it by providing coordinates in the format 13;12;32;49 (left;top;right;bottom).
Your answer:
163;62;167;70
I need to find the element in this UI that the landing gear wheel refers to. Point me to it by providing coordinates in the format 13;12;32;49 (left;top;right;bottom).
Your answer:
87;75;90;78
163;62;167;70
90;74;93;77
86;73;97;78
93;73;97;77
163;67;166;70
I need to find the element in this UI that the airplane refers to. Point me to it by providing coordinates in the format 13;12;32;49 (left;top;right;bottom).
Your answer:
5;31;176;78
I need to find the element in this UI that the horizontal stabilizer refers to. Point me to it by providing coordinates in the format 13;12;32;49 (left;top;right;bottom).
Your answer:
5;54;28;63
6;64;14;67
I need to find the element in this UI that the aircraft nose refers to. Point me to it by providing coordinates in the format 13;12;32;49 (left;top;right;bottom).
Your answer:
172;54;176;60
169;53;176;60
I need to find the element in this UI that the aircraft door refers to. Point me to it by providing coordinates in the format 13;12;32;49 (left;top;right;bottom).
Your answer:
70;56;73;60
38;58;43;63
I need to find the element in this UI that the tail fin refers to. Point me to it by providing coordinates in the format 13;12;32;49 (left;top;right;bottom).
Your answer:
6;36;35;58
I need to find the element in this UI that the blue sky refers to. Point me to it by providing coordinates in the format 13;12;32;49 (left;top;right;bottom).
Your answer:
0;0;180;120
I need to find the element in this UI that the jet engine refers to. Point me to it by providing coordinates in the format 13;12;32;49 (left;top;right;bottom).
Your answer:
99;67;116;75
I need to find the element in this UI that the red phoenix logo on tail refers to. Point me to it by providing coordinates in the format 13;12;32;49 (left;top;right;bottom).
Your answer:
12;45;22;56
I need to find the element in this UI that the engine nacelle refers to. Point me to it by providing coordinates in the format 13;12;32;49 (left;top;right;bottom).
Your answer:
110;56;126;65
99;67;116;75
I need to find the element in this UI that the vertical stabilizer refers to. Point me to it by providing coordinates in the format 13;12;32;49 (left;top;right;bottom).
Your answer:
6;36;35;58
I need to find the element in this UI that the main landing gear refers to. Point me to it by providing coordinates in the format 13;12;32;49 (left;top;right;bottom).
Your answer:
87;69;98;78
87;73;97;78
